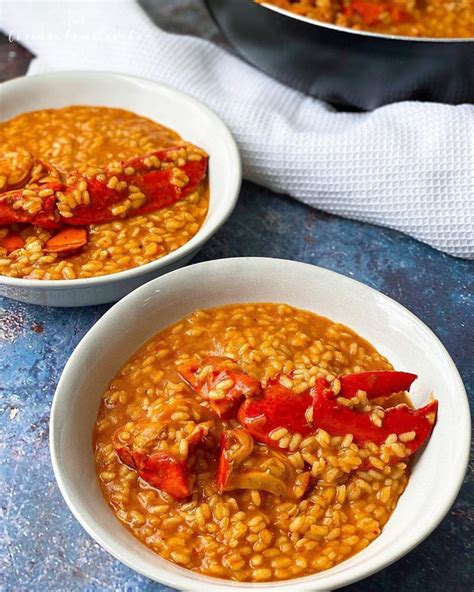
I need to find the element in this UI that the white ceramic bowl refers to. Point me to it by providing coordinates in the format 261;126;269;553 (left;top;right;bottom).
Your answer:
0;71;241;307
50;258;470;591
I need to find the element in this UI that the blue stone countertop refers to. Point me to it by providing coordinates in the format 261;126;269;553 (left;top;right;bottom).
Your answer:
0;2;473;591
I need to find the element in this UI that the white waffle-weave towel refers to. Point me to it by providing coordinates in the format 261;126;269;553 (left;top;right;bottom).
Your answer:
1;0;473;258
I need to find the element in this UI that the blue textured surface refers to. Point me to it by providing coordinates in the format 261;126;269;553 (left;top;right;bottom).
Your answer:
1;182;473;591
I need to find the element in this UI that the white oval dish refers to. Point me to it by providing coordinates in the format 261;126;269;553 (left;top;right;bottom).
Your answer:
50;257;470;591
0;71;241;307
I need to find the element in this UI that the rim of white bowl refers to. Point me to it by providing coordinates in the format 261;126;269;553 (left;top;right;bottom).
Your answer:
50;257;471;591
0;71;242;290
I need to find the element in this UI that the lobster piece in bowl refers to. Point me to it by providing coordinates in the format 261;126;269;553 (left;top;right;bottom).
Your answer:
216;429;311;500
178;356;261;418
112;406;213;499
